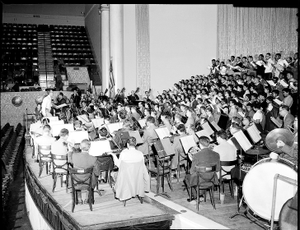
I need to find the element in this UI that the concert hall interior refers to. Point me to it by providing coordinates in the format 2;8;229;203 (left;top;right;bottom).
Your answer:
1;3;298;230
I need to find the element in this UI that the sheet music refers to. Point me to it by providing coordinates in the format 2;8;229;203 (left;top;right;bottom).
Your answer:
201;122;214;136
233;130;252;152
155;126;171;140
77;114;89;124
196;129;213;141
138;118;146;128
270;117;282;128
67;130;89;145
89;140;112;156
180;135;197;154
91;118;104;129
49;120;64;126
51;124;74;136
279;79;289;88
106;122;123;134
246;124;261;144
238;111;245;118
266;80;276;87
273;98;283;106
55;103;68;109
128;130;143;144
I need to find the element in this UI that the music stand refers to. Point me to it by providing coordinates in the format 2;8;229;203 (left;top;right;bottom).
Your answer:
230;148;248;219
150;138;175;199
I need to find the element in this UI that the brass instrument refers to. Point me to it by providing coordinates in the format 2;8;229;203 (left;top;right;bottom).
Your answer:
265;128;295;153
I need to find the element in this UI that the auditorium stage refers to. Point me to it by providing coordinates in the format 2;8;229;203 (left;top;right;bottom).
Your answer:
23;140;228;229
24;145;175;229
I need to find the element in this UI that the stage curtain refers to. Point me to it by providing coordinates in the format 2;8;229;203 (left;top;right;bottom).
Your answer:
217;5;298;61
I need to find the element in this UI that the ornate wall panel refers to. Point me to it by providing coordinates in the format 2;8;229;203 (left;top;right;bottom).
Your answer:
136;4;151;95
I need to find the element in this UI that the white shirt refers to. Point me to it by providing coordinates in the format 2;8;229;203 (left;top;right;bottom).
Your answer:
274;58;289;77
110;146;144;168
34;133;56;157
264;59;274;73
253;110;263;123
213;139;237;178
41;94;52;117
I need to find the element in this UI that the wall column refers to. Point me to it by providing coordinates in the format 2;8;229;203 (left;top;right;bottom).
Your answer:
109;4;124;92
136;4;151;95
100;4;110;92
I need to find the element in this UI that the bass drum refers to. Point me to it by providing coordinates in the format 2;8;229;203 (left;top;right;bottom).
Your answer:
242;157;297;222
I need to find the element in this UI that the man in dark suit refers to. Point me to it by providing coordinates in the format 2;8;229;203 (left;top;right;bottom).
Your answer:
279;105;295;129
71;139;97;204
264;96;279;133
183;136;220;202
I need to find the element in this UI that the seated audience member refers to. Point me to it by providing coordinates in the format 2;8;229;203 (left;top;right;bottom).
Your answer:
34;124;56;160
72;139;97;204
183;136;220;202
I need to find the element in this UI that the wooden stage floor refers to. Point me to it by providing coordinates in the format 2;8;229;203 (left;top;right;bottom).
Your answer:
24;142;274;229
24;145;175;229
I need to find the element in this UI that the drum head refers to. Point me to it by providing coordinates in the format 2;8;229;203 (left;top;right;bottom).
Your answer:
243;158;297;221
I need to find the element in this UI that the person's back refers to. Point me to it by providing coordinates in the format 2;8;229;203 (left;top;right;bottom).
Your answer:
191;148;220;175
213;130;237;176
51;128;70;168
34;124;56;158
183;136;220;200
71;139;97;204
72;139;97;170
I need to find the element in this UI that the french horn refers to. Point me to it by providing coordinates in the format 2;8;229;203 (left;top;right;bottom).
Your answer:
265;128;294;153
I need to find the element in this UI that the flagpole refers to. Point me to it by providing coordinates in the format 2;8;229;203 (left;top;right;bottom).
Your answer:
109;57;115;99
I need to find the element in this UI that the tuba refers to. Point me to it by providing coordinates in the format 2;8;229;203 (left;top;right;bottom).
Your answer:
265;128;295;153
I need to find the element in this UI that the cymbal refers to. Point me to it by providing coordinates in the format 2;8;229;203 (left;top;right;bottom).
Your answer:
265;128;294;153
245;147;270;155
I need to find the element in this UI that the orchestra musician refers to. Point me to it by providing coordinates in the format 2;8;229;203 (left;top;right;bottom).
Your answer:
170;124;188;178
271;105;295;129
51;128;70;176
183;136;220;202
41;89;54;117
276;115;298;167
71;139;97;204
33;124;56;161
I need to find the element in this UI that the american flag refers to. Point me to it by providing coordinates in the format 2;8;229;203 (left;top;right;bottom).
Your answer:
109;59;115;97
